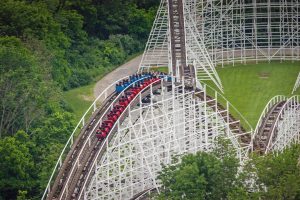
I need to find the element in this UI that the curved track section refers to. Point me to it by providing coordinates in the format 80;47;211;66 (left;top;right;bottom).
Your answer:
253;95;300;154
44;76;300;200
43;75;253;200
42;77;127;200
82;81;252;199
43;75;163;200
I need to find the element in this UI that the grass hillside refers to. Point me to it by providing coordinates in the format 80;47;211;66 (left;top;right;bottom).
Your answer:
210;61;300;128
63;84;95;122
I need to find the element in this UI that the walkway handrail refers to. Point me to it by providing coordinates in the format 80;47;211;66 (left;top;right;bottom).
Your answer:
78;79;164;199
265;95;300;153
42;75;137;200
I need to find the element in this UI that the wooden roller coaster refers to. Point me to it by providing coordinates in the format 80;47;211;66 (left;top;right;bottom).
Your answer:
47;79;167;200
44;0;300;199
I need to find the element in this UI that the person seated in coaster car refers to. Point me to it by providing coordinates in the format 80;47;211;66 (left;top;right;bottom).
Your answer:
129;74;137;83
144;77;150;84
130;87;140;95
119;98;129;107
133;84;142;93
158;72;164;78
139;80;147;89
114;105;125;113
107;113;118;122
167;73;172;82
125;91;135;101
102;120;114;129
111;107;122;117
96;126;109;141
100;131;107;140
115;83;125;93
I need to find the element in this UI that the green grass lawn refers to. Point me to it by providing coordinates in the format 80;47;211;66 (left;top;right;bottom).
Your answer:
63;84;95;122
151;62;300;128
207;61;300;128
151;66;169;73
64;61;300;129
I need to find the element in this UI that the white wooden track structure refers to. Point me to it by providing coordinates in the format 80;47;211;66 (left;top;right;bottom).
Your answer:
42;0;300;199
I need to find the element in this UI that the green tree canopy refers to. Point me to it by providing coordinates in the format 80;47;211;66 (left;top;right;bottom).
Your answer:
0;131;35;199
157;139;248;200
0;37;58;136
250;144;300;199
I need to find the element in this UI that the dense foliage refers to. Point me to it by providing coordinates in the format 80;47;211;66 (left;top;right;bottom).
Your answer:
0;0;159;199
157;139;249;200
157;140;300;200
0;0;158;90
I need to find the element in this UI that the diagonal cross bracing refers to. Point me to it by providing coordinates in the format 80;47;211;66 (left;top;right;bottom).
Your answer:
84;81;251;199
140;0;224;91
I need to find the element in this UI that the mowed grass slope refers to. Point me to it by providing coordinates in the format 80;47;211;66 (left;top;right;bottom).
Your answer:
63;84;95;122
209;61;300;128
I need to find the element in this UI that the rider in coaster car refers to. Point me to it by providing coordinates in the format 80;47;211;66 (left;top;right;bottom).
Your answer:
111;109;121;117
116;83;122;93
108;113;118;122
103;120;114;129
115;105;125;112
119;98;129;107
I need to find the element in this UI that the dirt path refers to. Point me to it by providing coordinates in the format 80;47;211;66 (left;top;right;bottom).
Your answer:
93;55;143;98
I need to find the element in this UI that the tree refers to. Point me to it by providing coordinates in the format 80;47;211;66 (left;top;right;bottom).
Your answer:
31;110;75;190
0;0;161;198
0;37;58;136
250;144;300;199
0;131;35;200
157;139;248;200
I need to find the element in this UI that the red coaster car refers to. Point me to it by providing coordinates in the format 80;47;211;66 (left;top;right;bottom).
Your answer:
108;113;118;122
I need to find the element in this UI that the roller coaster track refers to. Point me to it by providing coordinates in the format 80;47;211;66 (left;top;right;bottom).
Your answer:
47;78;170;199
44;76;254;200
253;95;300;154
44;74;300;200
42;0;300;197
47;92;117;199
196;92;251;146
168;0;196;85
132;96;300;200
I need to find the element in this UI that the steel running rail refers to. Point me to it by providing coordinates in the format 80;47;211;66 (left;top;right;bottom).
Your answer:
42;75;153;200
